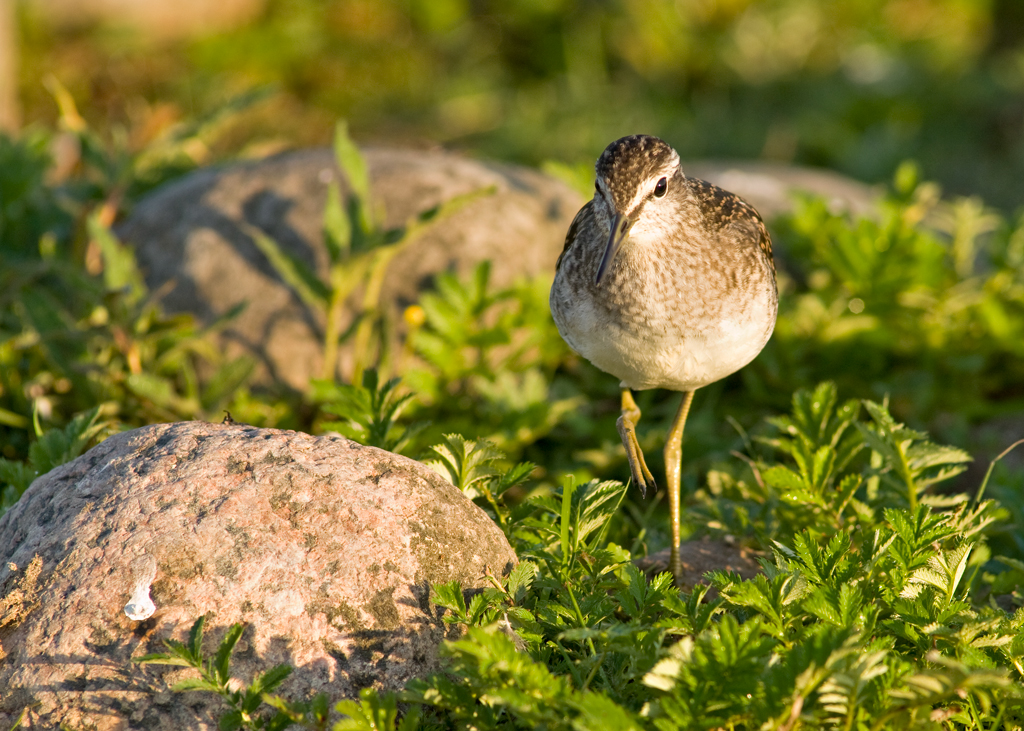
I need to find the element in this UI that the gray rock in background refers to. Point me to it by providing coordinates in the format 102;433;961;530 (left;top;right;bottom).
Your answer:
119;147;877;391
684;160;879;221
0;421;515;730
119;147;583;390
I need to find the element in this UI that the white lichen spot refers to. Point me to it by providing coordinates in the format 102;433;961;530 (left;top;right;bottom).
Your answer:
124;583;155;621
124;553;157;621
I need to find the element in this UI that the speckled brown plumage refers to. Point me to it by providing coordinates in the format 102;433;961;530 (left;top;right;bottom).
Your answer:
551;136;777;393
548;134;778;584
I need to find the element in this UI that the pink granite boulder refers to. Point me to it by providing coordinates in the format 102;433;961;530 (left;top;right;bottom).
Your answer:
0;421;516;729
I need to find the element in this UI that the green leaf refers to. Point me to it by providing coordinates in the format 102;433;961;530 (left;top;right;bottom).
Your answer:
323;179;352;262
251;664;292;696
0;406;29;429
133;653;197;667
432;580;468;621
506;561;538;605
335;687;400;731
188;615;207;662
171;677;223;693
333;121;373;235
217;709;243;731
762;465;805;493
214;623;245;684
26;406;109;476
427;434;502;496
88;212;146;304
200;357;255;412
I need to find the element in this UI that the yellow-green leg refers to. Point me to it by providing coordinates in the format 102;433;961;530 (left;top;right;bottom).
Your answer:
664;390;696;585
616;389;656;496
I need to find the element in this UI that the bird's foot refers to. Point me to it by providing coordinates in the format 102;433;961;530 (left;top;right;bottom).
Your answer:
616;413;657;497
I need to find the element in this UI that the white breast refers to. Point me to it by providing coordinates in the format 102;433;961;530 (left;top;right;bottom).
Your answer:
551;270;776;392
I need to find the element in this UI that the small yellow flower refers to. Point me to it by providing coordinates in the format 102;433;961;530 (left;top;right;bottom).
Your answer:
403;304;426;328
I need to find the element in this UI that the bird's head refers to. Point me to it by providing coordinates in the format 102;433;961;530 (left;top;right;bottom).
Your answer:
592;135;682;285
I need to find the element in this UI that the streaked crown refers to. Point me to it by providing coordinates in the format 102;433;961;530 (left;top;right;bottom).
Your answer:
596;135;680;210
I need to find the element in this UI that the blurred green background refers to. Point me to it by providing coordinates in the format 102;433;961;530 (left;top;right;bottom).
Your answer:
8;0;1024;209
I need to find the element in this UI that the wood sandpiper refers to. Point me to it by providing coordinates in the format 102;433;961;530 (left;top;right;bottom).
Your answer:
550;134;778;583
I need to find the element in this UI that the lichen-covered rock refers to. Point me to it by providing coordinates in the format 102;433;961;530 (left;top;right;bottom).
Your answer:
0;421;516;730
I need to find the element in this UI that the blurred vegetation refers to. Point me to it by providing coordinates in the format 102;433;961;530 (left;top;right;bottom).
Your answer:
12;0;1024;210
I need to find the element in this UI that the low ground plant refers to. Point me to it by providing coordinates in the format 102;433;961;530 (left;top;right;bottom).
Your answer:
135;383;1024;730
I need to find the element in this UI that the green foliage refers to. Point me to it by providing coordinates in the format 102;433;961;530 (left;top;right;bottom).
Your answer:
0;405;113;515
5;54;1024;731
23;0;1024;211
0;212;255;434
765;169;1024;434
0;131;70;255
333;689;419;731
0;120;260;465
426;433;535;536
313;369;423;454
255;121;496;382
408;389;1023;730
135;616;298;731
403;262;582;459
123;386;1024;730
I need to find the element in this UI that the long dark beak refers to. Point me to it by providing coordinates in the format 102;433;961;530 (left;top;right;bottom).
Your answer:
595;213;630;285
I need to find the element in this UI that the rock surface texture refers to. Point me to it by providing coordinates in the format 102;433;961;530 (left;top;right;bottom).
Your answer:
119;147;876;391
0;421;516;730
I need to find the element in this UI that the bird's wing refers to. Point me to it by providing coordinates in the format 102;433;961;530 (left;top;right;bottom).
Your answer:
722;212;775;273
556;199;594;272
690;177;775;272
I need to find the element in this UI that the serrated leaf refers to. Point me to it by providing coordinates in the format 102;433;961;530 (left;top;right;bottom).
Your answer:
762;465;806;492
432;580;467;618
427;434;502;495
214;623;245;684
188;615;207;661
506;561;538;604
171;677;222;693
251;663;292;696
133;653;196;667
906;442;972;471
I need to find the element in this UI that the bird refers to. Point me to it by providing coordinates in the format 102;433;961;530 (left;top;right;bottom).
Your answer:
549;134;777;584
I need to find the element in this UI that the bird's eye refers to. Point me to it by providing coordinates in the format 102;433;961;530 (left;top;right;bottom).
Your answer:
654;177;668;198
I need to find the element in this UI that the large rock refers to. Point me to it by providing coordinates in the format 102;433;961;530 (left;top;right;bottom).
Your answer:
0;421;516;730
119;147;584;390
119;147;878;393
